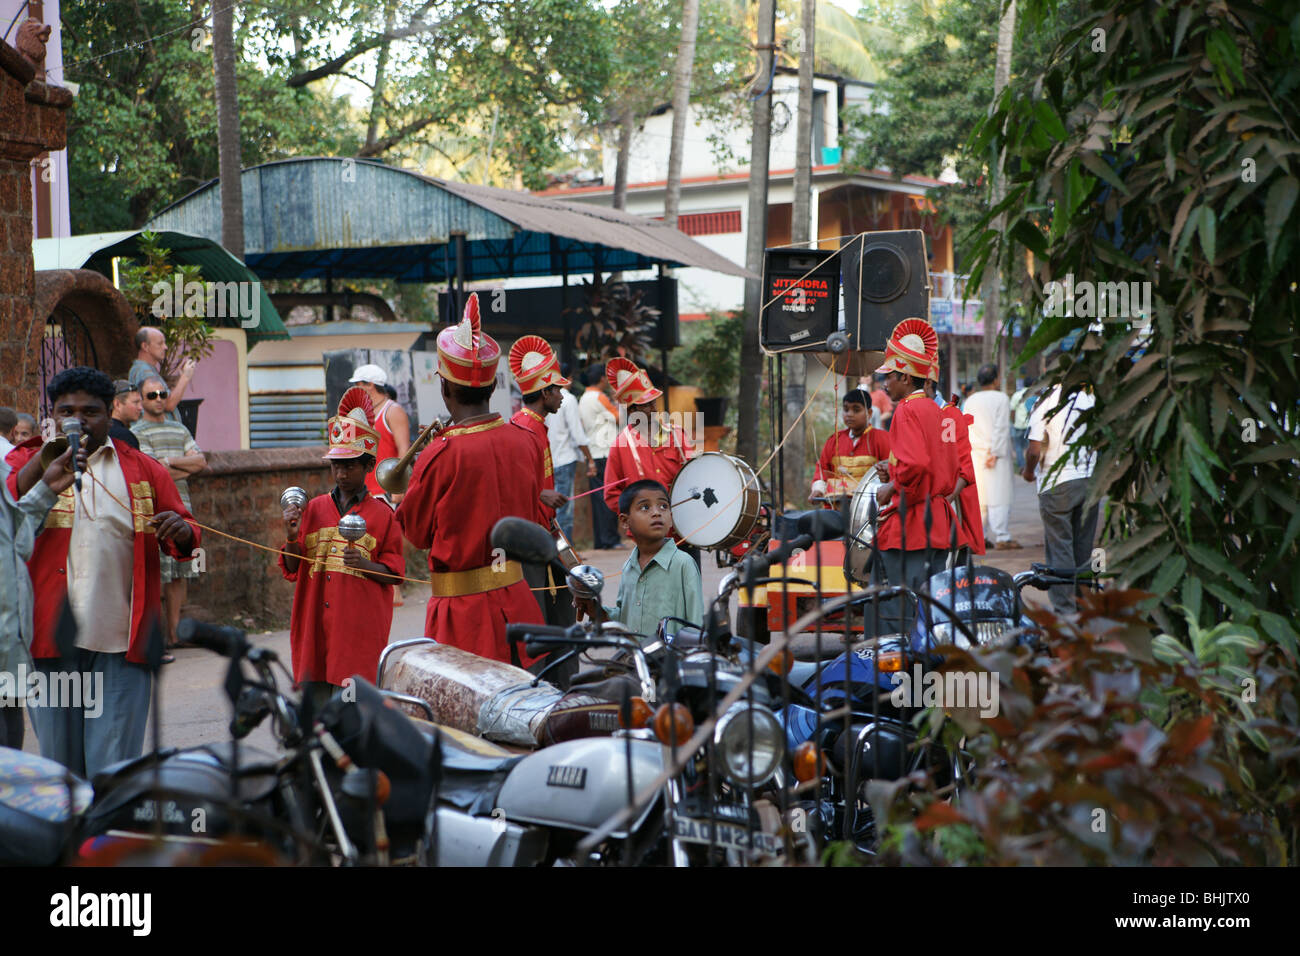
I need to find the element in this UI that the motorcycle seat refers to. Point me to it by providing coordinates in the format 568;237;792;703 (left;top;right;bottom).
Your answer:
0;747;93;866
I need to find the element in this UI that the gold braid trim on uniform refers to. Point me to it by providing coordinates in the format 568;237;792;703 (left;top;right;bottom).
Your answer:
428;560;524;597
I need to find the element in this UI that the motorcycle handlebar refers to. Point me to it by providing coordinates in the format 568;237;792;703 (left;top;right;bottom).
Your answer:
177;618;247;657
743;532;814;581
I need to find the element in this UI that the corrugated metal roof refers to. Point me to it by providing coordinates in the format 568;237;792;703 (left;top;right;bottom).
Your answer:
145;157;756;283
33;230;290;343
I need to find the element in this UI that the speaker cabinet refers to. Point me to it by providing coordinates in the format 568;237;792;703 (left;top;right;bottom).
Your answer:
841;229;930;351
760;247;841;351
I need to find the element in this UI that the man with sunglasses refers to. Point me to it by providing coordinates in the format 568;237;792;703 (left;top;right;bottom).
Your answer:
133;376;207;658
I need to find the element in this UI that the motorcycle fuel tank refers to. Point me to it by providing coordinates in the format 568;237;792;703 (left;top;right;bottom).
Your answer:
496;736;663;838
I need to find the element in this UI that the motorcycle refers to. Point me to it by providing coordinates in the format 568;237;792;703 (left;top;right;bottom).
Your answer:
0;623;373;866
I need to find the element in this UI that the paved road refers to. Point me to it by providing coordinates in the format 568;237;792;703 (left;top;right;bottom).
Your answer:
21;476;1053;756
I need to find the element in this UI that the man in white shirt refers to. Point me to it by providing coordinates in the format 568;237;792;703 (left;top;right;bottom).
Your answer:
0;406;16;460
578;364;622;549
1023;383;1099;613
548;383;596;543
963;364;1019;548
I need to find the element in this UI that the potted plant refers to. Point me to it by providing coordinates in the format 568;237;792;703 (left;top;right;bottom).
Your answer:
116;231;217;432
687;311;743;427
571;279;659;364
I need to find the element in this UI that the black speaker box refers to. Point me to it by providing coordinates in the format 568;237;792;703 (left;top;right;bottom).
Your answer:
841;229;930;351
761;247;841;351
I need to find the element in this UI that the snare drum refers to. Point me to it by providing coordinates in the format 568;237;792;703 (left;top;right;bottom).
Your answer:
669;452;761;550
844;471;887;585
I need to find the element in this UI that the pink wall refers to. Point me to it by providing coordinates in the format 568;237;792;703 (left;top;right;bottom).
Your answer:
187;339;242;451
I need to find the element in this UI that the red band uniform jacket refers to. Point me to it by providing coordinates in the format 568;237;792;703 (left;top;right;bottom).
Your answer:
876;393;955;552
395;416;544;665
510;407;556;526
602;423;693;515
5;439;201;664
813;427;892;499
278;493;404;686
941;400;985;555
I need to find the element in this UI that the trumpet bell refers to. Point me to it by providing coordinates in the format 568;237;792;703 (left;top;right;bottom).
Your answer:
374;456;410;494
38;435;69;470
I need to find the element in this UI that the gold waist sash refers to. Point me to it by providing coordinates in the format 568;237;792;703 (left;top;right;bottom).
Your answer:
428;559;524;597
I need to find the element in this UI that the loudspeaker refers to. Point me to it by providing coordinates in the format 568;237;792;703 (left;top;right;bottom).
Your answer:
761;247;841;352
841;229;930;351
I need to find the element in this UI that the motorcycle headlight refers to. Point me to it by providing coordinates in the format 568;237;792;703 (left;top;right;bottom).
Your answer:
714;704;785;787
930;620;1014;650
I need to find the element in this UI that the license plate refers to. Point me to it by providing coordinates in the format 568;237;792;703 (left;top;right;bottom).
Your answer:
672;814;784;856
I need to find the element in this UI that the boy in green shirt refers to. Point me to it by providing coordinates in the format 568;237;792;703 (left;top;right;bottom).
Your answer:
575;479;703;639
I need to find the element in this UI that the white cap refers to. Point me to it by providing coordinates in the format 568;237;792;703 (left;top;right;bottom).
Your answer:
348;363;387;386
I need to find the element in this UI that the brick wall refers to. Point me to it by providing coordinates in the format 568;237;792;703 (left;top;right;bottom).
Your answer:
182;447;430;629
0;39;71;411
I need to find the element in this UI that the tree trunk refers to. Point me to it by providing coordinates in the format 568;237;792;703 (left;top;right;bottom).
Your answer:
738;0;777;468
212;1;244;261
786;0;816;488
664;0;701;227
613;108;634;211
982;0;1015;379
365;2;397;153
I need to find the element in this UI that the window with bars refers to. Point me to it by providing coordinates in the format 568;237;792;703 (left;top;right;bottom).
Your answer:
655;209;743;236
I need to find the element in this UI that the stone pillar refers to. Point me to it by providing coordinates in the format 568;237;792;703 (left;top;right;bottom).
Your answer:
0;27;73;411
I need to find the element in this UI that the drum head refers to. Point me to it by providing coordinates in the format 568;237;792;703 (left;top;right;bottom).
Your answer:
670;453;757;548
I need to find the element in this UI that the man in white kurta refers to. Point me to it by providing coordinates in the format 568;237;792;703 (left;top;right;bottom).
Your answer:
963;364;1018;548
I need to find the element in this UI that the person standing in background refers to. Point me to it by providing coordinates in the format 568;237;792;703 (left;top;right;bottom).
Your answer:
578;363;622;550
109;380;142;450
129;326;196;424
346;364;410;506
0;408;15;461
1010;375;1036;470
10;413;36;446
964;364;1019;550
548;382;596;544
1023;382;1099;614
133;376;208;661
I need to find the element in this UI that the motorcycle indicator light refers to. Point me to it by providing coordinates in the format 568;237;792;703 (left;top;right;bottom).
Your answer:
767;647;795;676
792;741;825;783
620;696;654;729
877;648;904;672
653;703;694;747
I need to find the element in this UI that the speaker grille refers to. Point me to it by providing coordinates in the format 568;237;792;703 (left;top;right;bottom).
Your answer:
858;244;911;302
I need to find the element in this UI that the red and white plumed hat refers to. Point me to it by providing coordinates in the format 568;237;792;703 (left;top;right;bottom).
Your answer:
508;335;570;393
878;318;939;380
437;293;501;388
325;387;381;460
606;357;662;406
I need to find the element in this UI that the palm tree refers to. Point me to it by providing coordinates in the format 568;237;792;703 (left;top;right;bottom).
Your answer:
664;0;701;227
212;1;244;260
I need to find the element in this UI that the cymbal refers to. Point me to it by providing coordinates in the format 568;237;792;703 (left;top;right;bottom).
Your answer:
814;350;885;379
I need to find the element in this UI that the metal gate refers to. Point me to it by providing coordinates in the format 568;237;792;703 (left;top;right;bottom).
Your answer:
38;305;100;420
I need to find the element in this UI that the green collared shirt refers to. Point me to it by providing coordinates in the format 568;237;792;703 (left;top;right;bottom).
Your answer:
604;538;704;642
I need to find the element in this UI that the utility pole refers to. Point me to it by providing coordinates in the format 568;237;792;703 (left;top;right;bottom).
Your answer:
737;0;778;468
786;0;816;491
212;0;244;261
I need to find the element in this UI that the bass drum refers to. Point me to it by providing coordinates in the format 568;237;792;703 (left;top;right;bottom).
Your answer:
670;452;761;550
844;471;886;585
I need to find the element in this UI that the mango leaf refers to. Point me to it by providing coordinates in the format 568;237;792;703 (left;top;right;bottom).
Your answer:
1184;542;1254;593
1196;205;1217;264
1149;555;1188;596
1264;176;1299;264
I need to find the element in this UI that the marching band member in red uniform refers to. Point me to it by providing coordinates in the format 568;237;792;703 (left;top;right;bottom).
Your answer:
5;367;200;778
395;294;544;666
508;336;570;526
872;319;954;593
279;388;405;709
507;337;577;667
810;388;891;504
601;358;694;517
926;360;985;560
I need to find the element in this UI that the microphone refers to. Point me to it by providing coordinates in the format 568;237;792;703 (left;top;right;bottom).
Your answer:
60;418;83;492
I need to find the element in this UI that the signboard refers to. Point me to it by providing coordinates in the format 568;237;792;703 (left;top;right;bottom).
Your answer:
761;248;841;349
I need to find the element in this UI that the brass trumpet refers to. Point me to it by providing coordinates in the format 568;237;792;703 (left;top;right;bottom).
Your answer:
374;418;447;494
38;432;87;470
